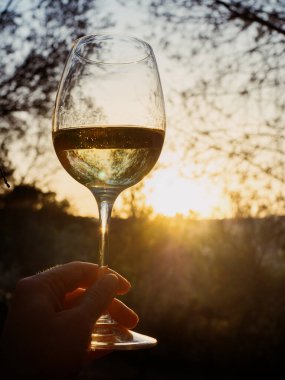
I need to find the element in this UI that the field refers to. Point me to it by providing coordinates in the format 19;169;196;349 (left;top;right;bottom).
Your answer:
1;202;285;378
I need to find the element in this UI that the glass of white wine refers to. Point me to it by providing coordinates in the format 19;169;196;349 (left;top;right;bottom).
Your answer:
52;34;166;350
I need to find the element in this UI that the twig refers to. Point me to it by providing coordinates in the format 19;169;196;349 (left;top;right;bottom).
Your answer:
0;166;10;188
216;0;285;36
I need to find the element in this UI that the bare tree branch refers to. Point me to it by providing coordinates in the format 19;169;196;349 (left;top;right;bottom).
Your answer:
0;166;10;188
216;0;285;36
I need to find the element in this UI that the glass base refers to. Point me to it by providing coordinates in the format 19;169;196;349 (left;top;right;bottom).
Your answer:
90;318;157;351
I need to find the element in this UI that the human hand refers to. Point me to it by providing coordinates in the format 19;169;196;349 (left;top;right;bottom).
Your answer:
0;261;138;379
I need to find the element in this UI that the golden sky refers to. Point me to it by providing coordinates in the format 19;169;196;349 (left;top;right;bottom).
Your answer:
11;0;281;219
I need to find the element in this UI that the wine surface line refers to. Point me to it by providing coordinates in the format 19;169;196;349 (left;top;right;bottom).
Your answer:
53;125;165;190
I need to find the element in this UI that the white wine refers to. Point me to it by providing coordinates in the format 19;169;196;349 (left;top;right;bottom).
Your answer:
53;125;164;189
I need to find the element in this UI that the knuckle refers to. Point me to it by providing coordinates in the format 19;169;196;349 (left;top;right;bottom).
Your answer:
15;277;37;295
69;260;82;267
86;287;103;304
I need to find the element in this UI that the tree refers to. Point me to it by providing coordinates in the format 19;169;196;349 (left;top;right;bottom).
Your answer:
0;0;114;190
146;0;285;217
113;182;154;219
0;184;70;212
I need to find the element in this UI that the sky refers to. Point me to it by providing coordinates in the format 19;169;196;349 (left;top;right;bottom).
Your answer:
5;0;284;219
48;0;231;219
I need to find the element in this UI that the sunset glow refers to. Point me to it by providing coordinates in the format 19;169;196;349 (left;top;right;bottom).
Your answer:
54;164;230;219
143;168;229;218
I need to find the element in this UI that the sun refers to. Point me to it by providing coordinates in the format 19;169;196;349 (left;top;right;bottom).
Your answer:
143;168;230;218
54;162;230;219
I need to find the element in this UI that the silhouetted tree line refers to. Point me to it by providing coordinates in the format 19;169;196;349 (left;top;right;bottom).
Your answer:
2;186;285;377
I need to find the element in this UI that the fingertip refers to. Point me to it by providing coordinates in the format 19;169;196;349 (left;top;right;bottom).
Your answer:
109;299;139;329
116;281;131;295
104;268;130;291
98;273;119;294
79;274;120;322
127;310;139;329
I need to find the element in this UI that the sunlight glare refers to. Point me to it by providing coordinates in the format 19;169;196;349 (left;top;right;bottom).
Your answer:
144;168;229;218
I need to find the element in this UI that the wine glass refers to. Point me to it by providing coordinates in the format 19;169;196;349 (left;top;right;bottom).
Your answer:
52;34;166;350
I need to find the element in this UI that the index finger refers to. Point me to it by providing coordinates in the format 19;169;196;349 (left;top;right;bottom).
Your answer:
37;261;130;299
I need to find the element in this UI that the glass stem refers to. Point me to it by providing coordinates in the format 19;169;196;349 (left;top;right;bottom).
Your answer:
98;199;113;268
90;189;120;325
90;188;119;267
91;190;118;267
97;198;113;326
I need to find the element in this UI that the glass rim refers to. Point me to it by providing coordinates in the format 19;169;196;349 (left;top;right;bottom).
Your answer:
73;33;153;65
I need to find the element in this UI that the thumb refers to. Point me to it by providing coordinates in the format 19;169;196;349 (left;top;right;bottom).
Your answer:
79;274;119;323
